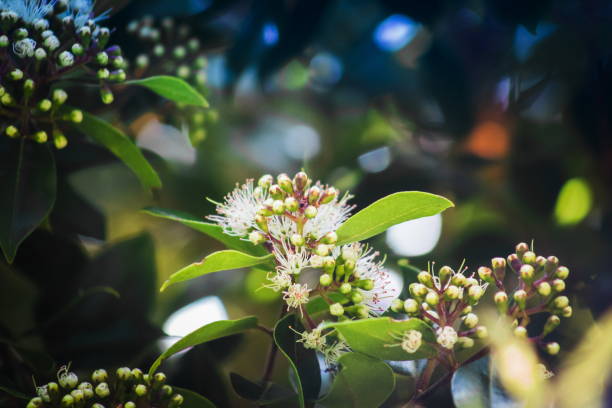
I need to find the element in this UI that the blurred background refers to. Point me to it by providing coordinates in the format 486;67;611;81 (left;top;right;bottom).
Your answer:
2;0;612;406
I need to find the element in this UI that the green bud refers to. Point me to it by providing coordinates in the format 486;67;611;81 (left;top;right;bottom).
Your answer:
177;65;190;78
344;259;356;274
95;383;110;398
153;372;167;385
561;306;572;318
465;278;479;287
5;125;18;138
457;337;475;349
522;251;536;265
10;69;24;80
468;285;484;303
305;205;318;219
173;46;186;59
109;69;126;82
535;256;547;269
1;92;13;105
276;173;293;194
0;35;8;47
403;298;419;314
552;279;565;292
78;382;93;399
553;296;569;309
255;215;268;232
69;109;83;123
96;52;109;65
390;298;404;313
27;397;43;408
462;305;473;315
91;404;105;408
38;99;52;111
545;342;560;355
169;394;184;408
320;187;338;204
417;271;433;287
91;369;107;384
321;231;337;245
284;196;298;212
543;315;560;336
307;186;321;204
507;253;521;272
409;283;428;298
474;326;488;339
322;256;335;273
555;266;569;280
439;266;453;284
544;256;559;275
134;384;147;397
116;367;132;381
319;273;332;286
463;313;479;329
53;89;68;105
269;184;284;199
48;382;60;398
359;279;374;291
35;47;47;60
516;242;529;258
23;78;35;93
425;291;439;306
248;231;265;245
161;385;173;398
519;265;535;282
329;302;344;316
97;68;109;79
272;200;285;215
513;290;527;310
33;130;47;143
478;266;494;283
350;291;363;304
112;56;125;69
293;171;309;191
514;326;528;338
258;174;273;188
494;291;508;314
61;394;74;407
70;389;83;403
339;282;352;294
444;285;460;300
451;273;466;286
100;88;114;104
71;43;84;55
314;244;329;257
290;234;305;247
125;402;136;408
536;281;551;297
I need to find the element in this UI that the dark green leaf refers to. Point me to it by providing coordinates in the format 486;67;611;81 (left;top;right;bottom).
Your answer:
328;317;436;361
319;352;395;408
148;316;258;376
230;373;295;405
174;386;217;408
0;384;32;400
273;314;321;408
143;207;267;256
336;191;454;245
0;139;56;263
160;250;273;291
71;112;161;189
127;76;209;107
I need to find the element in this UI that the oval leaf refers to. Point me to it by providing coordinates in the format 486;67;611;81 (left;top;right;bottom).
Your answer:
328;317;436;361
143;207;267;256
160;250;273;291
336;191;454;245
148;316;258;376
72;112;161;189
274;314;321;408
0;139;56;263
319;353;395;408
127;76;209;107
173;386;217;408
229;373;295;405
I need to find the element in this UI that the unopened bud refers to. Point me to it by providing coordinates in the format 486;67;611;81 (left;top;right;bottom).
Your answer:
134;384;147;397
543;315;560;336
5;125;18;137
320;187;338;204
519;265;535;282
248;231;265;245
34;130;48;144
516;242;529;258
545;342;560;355
536;281;551;297
60;394;74;407
555;266;569;280
445;285;460;300
53;129;68;149
269;184;284;199
100;88;114;104
463;313;479;329
478;266;494;283
319;273;332;286
425;291;439;306
258;174;273;188
97;68;109;79
10;68;23;80
116;367;132;381
321;231;337;245
561;306;572;318
474;326;488;339
272;200;285;215
91;369;107;384
53;89;68;105
58;51;74;67
513;290;527;310
69;109;83;123
38;99;52;111
307;186;321;204
339;282;352;294
522;251;536;265
494;291;508;314
552;279;565;292
417;271;433;287
305;205;317;219
439;266;453;284
125;402;136;408
359;279;374;291
553;296;569;310
409;283;428;298
350;291;363;304
284;197;298;212
402;298;418;314
468;285;484;302
544;256;559;275
95;383;110;398
514;326;528;338
314;244;329;256
290;234;305;247
27;398;43;408
70;389;83;403
322;256;335;273
293;171;309;191
507;253;522;273
277;173;293;194
330;302;344;316
451;273;466;286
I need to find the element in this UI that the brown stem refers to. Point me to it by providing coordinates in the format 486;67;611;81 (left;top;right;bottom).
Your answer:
261;304;287;384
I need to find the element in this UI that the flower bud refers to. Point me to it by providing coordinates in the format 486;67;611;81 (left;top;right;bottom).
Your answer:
359;279;374;291
58;51;74;67
494;291;508;314
153;372;167;386
544;256;559;275
425;291;439;306
321;231;337;245
542;315;560;336
516;242;529;258
409;283;428;298
38;99;52;112
91;369;107;384
59;370;78;389
95;383;109;398
322;256;335;273
439;266;453;284
535;256;547;269
463;313;479;329
339;282;352;294
320;187;338;204
269;184;284;199
417;271;433;287
555;266;569;280
10;68;24;80
53;129;68;149
125;402;136;408
307;186;321;204
70;389;83;403
272;200;285;215
277;173;293;194
53;89;68;105
134;384;147;397
507;253;522;273
97;68;109;79
255;214;268;232
552;279;565;292
545;342;560;355
522;251;537;266
444;285;460;300
553;296;569;310
27;397;43;408
478;266;494;283
561;306;572;318
293;171;309;191
536;281;551;297
100;88;114;104
284;197;298;212
468;285;484;303
161;385;173;398
451;273;466;286
457;337;475;349
344;259;356;274
290;234;305;247
69;109;83;123
314;244;329;256
71;43;84;56
116;367;132;381
249;231;265;245
397;299;416;315
305;205;317;219
5;125;18;138
514;326;528;338
319;273;332;286
258;174;273;188
330;302;344;316
0;35;7;47
169;394;184;408
350;291;363;304
390;298;404;313
519;265;535;282
60;394;74;407
78;382;93;399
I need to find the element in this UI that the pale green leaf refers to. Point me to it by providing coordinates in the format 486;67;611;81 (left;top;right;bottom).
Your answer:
127;76;209;107
148;316;257;376
160;250;273;291
174;387;217;408
336;191;454;245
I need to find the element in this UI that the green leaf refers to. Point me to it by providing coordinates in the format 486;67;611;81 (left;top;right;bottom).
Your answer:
0;139;56;263
336;191;454;245
143;207;267;256
72;112;161;189
127;75;209;107
451;356;519;408
148;316;258;376
319;353;395;408
0;384;32;400
160;250;273;291
328;317;436;361
274;314;321;408
174;387;217;408
229;373;296;405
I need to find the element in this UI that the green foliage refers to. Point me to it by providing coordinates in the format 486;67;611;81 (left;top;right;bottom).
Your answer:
0;140;56;263
126;76;209;107
160;250;273;291
148;316;258;376
71;112;162;190
229;373;295;405
319;352;395;408
335;191;454;245
328;317;436;361
174;387;217;408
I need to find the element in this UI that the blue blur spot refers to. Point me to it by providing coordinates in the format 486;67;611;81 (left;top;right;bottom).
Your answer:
374;14;420;52
514;23;556;61
262;22;279;46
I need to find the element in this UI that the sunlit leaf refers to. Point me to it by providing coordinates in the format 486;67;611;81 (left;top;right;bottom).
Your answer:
143;207;267;256
148;316;258;376
127;76;209;107
327;317;436;361
336;191;454;245
554;178;593;226
72;112;161;189
160;250;273;291
319;352;395;408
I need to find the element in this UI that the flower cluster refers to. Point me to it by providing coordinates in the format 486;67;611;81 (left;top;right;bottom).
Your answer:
124;15;215;145
0;0;124;148
28;365;183;408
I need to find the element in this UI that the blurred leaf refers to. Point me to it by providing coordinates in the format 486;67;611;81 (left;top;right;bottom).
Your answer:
336;191;454;245
230;372;295;405
71;112;161;189
148;316;258;376
0;383;31;400
143;207;267;256
0;139;56;263
327;317;436;361
160;250;273;291
451;356;519;408
554;178;593;226
127;76;209;107
274;314;321;408
173;386;217;408
319;352;395;408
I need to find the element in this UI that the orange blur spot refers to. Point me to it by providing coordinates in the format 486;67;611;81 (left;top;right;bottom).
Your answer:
466;121;509;159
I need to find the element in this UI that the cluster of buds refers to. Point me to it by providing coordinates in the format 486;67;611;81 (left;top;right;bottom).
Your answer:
27;366;183;408
0;0;125;148
390;263;489;355
125;15;215;145
482;242;572;355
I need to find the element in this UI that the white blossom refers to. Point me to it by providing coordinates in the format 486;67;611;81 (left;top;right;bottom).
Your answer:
266;215;297;240
13;38;36;57
297;327;326;350
272;239;310;275
401;330;422;353
208;179;268;237
282;283;310;311
303;191;353;240
322;339;350;366
436;326;458;350
1;0;54;23
262;271;292;292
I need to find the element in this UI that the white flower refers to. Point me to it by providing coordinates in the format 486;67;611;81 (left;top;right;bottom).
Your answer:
1;0;54;23
436;326;458;350
207;179;268;237
322;339;350;366
13;38;36;57
262;271;292;292
266;215;297;240
282;283;310;311
297;327;326;350
303;191;353;240
401;330;422;353
272;239;310;275
36;385;50;402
